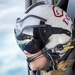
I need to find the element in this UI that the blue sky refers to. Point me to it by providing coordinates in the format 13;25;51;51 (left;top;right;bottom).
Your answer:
0;0;28;75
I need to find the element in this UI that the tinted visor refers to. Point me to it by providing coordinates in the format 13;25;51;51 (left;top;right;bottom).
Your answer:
14;24;47;54
14;15;48;54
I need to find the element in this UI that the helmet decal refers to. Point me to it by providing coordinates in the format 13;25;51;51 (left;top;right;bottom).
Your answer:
52;6;63;17
63;14;70;25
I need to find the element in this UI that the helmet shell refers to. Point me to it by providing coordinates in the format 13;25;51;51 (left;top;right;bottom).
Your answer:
24;4;73;49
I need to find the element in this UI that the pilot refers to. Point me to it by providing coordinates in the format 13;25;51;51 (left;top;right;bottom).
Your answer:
14;1;75;75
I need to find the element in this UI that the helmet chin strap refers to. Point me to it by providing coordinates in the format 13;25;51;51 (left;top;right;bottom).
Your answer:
27;47;59;70
42;47;58;70
27;52;42;64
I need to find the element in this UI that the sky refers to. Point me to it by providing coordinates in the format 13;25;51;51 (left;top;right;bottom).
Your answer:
0;0;28;75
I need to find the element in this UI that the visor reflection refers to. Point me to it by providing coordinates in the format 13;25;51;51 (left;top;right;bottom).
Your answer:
17;39;32;51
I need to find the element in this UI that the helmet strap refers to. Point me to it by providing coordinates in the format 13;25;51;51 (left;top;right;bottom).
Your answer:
39;25;71;43
42;47;59;70
27;52;42;64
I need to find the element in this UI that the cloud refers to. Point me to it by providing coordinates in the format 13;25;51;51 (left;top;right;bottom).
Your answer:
0;24;14;30
0;6;20;18
0;1;28;75
0;59;27;74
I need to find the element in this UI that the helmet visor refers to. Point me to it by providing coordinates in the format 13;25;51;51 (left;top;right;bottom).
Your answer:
14;15;47;54
14;23;46;54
